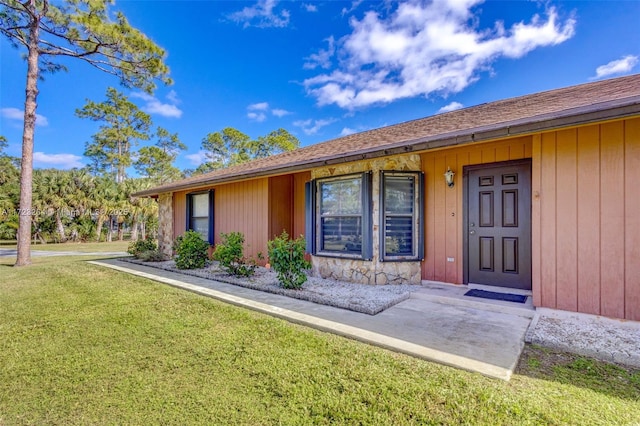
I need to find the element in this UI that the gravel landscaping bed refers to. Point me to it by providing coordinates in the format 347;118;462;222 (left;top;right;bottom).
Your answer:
525;308;640;368
121;258;418;315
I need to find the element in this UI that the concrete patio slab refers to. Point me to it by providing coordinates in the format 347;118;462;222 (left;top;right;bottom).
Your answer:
90;258;534;380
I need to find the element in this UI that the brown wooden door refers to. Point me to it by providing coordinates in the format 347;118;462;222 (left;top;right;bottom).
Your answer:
466;160;532;290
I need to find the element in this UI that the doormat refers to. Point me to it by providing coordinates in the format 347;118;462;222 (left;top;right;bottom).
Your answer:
464;289;527;303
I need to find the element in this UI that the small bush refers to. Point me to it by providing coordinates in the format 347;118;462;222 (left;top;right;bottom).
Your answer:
174;230;209;270
137;249;167;262
212;231;260;277
127;238;158;258
267;231;310;289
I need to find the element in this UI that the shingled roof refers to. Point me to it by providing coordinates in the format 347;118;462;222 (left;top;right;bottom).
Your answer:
136;73;640;197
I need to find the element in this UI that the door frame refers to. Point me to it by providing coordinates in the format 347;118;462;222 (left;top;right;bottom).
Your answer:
462;158;532;286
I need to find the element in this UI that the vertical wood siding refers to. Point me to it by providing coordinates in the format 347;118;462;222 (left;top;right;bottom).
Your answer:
576;126;601;315
171;173;310;265
421;136;533;284
531;135;542;305
555;128;578;312
215;178;269;261
539;132;557;308
269;175;293;239
293;172;311;239
173;191;187;239
533;118;640;320
625;118;640;320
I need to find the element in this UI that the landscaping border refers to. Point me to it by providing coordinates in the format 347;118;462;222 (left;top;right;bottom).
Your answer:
119;258;416;315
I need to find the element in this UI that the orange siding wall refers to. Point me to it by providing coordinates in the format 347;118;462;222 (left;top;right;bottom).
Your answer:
625;119;640;321
534;118;640;321
293;172;311;239
269;175;293;239
171;173;309;263
215;178;270;261
173;191;187;239
421;136;533;284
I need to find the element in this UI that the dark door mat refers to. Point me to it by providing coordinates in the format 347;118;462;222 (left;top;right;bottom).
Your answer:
464;289;528;303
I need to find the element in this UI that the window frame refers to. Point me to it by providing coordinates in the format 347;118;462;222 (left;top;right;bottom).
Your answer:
379;171;424;262
310;172;372;260
186;189;214;245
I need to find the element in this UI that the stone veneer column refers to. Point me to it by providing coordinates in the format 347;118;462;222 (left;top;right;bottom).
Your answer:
157;192;174;258
311;153;423;285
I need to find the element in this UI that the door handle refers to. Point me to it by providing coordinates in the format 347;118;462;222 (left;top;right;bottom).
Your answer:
469;230;475;235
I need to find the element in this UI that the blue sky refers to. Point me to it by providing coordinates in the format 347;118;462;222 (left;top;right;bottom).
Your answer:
1;0;639;173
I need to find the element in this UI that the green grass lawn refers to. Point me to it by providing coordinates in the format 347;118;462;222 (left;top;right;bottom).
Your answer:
1;256;639;425
0;240;130;253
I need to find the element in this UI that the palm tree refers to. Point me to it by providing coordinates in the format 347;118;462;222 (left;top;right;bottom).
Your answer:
90;176;118;242
33;169;73;242
0;156;19;237
66;169;94;241
123;178;157;241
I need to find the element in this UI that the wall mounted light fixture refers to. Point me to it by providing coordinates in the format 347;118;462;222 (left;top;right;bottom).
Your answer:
444;167;455;188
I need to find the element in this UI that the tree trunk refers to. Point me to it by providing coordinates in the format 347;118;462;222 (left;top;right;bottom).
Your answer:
55;213;67;242
130;218;139;241
95;216;104;241
117;141;124;184
15;4;41;267
107;218;113;242
117;223;124;241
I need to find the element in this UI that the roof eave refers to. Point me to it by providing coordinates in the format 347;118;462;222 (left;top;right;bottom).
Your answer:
134;97;640;198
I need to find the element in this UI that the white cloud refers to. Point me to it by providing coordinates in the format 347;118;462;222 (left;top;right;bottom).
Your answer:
303;3;318;12
166;90;181;104
247;102;269;121
33;152;83;169
439;101;464;113
185;151;208;166
131;92;183;118
304;36;336;70
592;55;638;79
293;118;336;135
247;112;267;122
247;102;291;120
248;102;270;111
272;108;291;117
1;107;49;126
305;1;576;110
341;0;364;17
228;0;290;28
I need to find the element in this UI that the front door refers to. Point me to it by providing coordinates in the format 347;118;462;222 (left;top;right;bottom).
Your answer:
465;160;532;290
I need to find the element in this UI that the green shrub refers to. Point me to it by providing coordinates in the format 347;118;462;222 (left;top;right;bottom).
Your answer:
127;238;158;258
137;249;166;262
267;231;311;289
212;231;260;277
174;230;209;269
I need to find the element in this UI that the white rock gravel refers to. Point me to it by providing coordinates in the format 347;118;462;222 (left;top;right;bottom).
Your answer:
122;258;417;315
526;307;640;368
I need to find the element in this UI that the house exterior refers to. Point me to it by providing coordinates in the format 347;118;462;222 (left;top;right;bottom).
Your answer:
136;74;640;322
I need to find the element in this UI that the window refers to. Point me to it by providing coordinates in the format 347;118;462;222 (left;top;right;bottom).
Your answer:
186;190;214;245
306;173;372;259
380;172;423;261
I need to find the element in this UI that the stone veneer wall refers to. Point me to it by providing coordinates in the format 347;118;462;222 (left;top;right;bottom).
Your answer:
311;154;422;285
157;192;174;258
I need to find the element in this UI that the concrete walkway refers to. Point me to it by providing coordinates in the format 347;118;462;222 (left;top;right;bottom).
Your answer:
92;258;534;380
